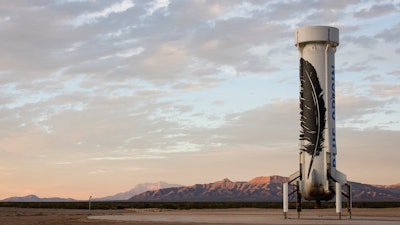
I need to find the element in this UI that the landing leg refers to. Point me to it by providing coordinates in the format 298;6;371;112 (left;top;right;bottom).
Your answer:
346;183;352;219
283;182;288;219
296;186;302;219
336;182;342;220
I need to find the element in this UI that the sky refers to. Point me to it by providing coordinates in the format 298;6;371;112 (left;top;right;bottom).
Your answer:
0;0;399;200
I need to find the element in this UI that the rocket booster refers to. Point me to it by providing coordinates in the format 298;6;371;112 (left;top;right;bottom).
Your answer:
284;26;351;218
294;26;346;201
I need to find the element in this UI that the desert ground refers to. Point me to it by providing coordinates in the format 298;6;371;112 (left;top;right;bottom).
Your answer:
0;207;399;225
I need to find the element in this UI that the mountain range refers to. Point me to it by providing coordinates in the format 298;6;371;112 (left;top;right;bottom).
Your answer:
130;176;289;202
95;181;183;201
129;176;400;202
2;195;75;202
2;176;400;202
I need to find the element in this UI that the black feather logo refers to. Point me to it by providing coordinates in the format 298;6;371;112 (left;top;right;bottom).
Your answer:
299;58;326;178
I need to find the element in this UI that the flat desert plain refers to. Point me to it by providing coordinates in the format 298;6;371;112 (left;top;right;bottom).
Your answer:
0;207;399;225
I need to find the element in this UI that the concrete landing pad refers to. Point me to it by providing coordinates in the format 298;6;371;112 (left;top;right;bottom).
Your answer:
89;208;400;225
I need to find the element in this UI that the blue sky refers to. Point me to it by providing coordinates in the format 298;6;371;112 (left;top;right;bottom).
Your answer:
0;0;399;199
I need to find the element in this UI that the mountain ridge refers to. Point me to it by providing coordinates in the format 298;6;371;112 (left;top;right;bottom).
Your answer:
95;181;183;201
2;194;76;202
129;175;400;202
2;176;399;202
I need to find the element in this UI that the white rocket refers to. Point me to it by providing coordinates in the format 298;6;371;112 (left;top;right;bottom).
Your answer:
283;26;352;219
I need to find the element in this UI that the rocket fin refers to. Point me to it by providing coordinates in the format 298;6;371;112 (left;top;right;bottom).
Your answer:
289;171;300;183
334;170;347;185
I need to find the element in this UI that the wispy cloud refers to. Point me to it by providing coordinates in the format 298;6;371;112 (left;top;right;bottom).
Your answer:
72;0;134;27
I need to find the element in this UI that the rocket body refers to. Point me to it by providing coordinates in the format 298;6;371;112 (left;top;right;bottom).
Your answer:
293;26;346;201
283;26;351;217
